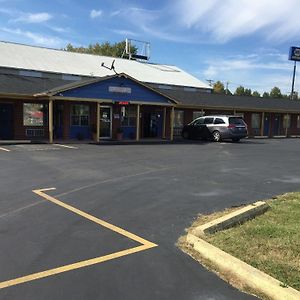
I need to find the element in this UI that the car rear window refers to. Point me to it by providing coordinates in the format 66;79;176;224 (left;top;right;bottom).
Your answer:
229;117;245;125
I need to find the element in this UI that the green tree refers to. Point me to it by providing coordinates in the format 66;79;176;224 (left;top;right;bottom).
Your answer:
270;86;282;98
235;86;245;96
64;41;137;58
262;92;270;98
213;81;225;94
244;88;252;96
252;91;261;97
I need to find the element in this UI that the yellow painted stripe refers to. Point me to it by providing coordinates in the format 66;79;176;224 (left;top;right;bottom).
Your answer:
0;146;10;152
33;189;157;247
0;188;157;290
0;245;149;289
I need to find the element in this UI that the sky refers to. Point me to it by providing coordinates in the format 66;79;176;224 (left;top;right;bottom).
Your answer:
1;0;300;95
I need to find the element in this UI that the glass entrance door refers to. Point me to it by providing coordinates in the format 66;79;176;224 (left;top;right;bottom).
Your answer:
100;106;112;138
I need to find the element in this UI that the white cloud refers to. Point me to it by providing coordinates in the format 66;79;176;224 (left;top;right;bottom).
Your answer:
14;12;52;23
90;9;102;19
200;52;295;94
112;29;138;37
174;0;300;43
0;27;66;47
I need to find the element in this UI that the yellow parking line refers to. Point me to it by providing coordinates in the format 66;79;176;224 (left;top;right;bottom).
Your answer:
0;188;157;289
0;146;10;152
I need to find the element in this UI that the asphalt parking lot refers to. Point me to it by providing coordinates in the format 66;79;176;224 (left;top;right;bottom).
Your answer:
1;139;300;300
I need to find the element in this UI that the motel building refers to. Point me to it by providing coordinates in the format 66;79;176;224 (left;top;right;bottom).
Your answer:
1;41;300;143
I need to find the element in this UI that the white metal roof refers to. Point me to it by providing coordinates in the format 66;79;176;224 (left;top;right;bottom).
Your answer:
0;41;211;89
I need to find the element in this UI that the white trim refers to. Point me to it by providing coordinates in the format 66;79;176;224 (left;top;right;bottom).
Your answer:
273;135;286;138
253;136;268;139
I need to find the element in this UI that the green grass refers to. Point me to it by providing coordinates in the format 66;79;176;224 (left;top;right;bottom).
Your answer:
204;193;300;291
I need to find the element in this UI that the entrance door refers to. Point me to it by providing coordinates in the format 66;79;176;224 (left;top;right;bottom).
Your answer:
0;104;13;139
263;113;270;136
100;106;112;138
143;112;163;138
273;114;281;135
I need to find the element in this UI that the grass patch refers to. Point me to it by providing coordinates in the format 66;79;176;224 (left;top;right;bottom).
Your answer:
186;193;300;292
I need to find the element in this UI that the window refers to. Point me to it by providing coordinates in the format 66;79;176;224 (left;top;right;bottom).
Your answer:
193;111;204;119
121;106;136;127
174;110;184;128
204;117;214;124
251;113;261;129
214;118;225;124
23;103;45;126
283;114;291;129
229;117;245;125
71;105;89;126
193;118;204;126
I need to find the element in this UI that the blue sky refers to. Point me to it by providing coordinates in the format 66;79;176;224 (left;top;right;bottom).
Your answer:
1;0;300;94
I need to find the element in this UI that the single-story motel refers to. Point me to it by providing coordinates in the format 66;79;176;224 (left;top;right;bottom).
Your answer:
1;41;300;143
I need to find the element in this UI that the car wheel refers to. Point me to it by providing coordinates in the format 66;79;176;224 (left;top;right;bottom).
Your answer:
232;138;240;142
182;130;190;139
212;130;221;142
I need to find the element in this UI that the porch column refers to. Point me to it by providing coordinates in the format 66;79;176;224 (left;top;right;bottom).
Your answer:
170;107;175;141
285;114;289;137
49;99;53;143
136;104;140;141
162;107;167;139
96;103;100;142
260;112;265;136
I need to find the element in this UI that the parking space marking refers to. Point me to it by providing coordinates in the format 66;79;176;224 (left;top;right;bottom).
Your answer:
53;144;78;149
0;188;158;290
0;146;10;152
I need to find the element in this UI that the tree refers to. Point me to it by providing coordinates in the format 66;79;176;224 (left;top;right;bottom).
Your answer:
262;92;270;98
270;86;282;98
213;81;225;94
235;86;245;96
252;91;260;97
244;88;252;96
64;41;137;58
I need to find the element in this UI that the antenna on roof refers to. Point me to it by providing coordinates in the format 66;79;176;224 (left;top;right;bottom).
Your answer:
100;59;119;75
206;79;214;87
122;38;150;61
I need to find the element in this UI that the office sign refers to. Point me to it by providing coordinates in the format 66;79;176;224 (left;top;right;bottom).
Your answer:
109;86;132;94
289;47;300;61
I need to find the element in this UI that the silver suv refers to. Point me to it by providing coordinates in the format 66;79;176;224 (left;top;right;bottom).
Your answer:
182;115;248;142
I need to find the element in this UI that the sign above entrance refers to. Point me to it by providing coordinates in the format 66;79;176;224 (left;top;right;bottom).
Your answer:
109;86;132;94
115;101;130;105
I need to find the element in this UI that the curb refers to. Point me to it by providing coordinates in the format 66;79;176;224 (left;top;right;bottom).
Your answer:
192;201;269;236
187;233;300;300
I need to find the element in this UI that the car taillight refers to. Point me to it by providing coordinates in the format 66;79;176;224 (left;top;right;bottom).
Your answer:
227;124;236;129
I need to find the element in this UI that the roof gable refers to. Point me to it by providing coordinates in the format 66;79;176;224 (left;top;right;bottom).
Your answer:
49;74;176;104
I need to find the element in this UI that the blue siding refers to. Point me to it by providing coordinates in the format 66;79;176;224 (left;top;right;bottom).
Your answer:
58;77;170;104
70;126;91;139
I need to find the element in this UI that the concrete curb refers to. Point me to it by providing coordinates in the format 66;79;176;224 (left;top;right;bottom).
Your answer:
187;233;300;300
192;201;269;236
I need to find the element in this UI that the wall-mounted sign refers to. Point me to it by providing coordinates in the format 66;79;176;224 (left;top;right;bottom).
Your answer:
289;47;300;61
116;101;130;105
114;114;120;119
109;86;132;94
